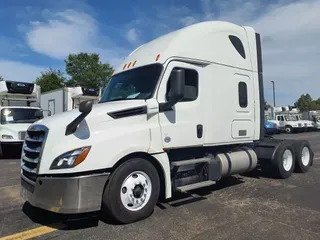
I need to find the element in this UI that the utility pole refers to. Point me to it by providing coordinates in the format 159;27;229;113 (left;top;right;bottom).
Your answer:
271;81;276;107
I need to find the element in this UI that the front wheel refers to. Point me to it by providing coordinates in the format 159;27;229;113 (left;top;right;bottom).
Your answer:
285;125;293;134
101;158;160;224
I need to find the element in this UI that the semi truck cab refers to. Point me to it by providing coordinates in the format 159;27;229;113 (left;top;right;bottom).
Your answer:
20;21;314;224
0;80;42;157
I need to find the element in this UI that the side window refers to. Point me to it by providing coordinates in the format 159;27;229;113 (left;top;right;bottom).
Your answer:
281;116;284;121
166;68;198;102
277;116;281;121
238;81;247;108
229;35;246;59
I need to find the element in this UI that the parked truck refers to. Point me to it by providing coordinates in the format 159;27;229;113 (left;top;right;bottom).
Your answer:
20;21;314;224
40;87;101;117
269;113;304;133
290;113;315;131
0;80;43;158
301;111;320;130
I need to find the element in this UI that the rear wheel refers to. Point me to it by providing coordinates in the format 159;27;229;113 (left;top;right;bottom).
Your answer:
101;158;160;224
293;140;313;173
272;142;295;179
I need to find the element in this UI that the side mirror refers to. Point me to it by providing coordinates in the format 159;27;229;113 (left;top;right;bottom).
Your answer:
160;69;185;111
79;100;93;114
35;109;43;118
66;100;93;135
167;69;185;103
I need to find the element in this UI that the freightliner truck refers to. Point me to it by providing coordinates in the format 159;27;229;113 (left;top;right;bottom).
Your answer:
0;80;43;158
20;21;314;224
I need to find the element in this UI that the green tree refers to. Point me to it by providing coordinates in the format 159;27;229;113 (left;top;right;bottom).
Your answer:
65;53;114;89
294;94;320;111
35;68;66;93
295;94;311;111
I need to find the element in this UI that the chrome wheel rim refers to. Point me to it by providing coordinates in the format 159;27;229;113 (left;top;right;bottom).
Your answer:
120;171;152;211
301;146;310;166
282;149;293;171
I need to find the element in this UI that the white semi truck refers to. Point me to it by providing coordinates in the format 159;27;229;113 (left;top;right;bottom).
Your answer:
40;87;101;117
0;80;43;158
269;113;304;133
20;21;314;224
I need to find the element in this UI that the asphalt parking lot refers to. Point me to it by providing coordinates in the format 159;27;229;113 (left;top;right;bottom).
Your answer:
0;132;320;240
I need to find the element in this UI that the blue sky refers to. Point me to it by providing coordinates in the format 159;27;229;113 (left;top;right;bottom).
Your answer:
0;0;319;106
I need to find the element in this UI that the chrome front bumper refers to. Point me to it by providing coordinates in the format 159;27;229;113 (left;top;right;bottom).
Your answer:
20;172;110;214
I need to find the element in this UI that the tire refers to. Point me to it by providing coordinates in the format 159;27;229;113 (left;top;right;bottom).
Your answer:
284;125;292;134
272;141;295;179
101;158;160;224
292;140;313;173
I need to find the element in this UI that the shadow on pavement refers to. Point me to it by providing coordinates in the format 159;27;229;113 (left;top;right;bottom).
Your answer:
158;176;245;209
22;202;100;230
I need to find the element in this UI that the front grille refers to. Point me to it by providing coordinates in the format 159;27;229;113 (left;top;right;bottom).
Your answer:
18;131;26;140
21;124;48;182
298;123;302;127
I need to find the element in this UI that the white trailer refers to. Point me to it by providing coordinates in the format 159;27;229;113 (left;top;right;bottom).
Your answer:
0;80;42;158
40;87;101;117
20;21;314;224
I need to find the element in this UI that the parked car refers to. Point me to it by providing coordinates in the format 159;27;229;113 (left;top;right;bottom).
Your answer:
264;121;280;135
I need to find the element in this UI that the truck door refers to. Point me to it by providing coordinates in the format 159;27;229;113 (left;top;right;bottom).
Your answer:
157;61;203;149
277;115;285;127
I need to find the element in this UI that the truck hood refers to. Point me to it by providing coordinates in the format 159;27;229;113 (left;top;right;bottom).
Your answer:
1;123;32;133
35;99;147;130
28;99;151;174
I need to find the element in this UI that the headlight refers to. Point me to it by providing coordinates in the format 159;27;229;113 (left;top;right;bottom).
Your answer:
50;146;91;170
2;134;13;139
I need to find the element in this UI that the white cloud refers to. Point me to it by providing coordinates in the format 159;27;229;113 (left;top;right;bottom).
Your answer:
25;10;97;59
0;60;45;82
126;28;139;44
23;9;127;67
249;0;320;105
132;0;320;105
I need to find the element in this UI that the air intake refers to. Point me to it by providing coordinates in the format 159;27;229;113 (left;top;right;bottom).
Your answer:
108;106;147;119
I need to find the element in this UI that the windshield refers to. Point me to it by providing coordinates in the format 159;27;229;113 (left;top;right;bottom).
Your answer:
100;63;163;103
1;108;42;124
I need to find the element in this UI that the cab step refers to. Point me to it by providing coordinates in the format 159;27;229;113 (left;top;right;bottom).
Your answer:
176;180;216;192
